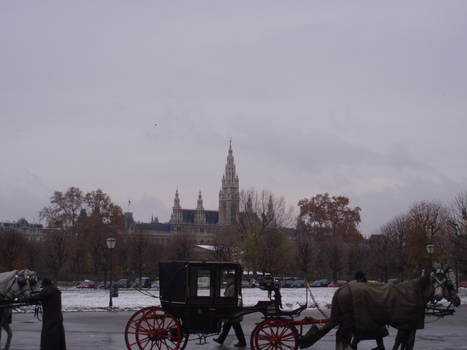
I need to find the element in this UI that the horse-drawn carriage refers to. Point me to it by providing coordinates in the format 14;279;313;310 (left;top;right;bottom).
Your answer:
124;261;461;350
124;261;329;350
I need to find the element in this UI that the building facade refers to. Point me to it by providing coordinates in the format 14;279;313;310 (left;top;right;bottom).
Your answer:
129;142;241;244
168;141;240;234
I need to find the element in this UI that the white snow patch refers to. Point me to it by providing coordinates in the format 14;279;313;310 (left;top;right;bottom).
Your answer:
16;286;467;313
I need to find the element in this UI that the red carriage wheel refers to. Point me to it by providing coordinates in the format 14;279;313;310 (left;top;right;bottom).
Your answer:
251;318;298;350
125;306;185;350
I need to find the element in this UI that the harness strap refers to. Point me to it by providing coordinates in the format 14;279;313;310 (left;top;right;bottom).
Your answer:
0;275;19;301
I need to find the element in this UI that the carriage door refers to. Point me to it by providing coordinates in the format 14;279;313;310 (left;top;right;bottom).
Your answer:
189;267;213;303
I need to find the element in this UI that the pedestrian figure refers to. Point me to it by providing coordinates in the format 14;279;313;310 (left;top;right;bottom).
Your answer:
213;274;246;347
29;278;66;350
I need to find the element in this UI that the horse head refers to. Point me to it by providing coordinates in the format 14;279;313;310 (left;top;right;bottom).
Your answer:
431;268;460;307
1;269;41;301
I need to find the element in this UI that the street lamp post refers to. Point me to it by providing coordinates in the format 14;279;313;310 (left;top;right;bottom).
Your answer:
106;237;117;308
426;243;434;272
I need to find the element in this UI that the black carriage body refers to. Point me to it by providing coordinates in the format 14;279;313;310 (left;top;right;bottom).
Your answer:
159;261;242;334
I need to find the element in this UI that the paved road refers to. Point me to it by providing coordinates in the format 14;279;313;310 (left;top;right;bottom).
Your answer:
7;306;467;350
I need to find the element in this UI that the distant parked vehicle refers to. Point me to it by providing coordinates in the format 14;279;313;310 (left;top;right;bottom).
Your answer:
387;278;400;284
118;278;131;288
459;281;467;288
241;280;250;288
291;279;305;288
327;280;347;288
76;280;96;288
310;279;329;287
278;279;295;288
134;277;151;288
151;280;160;289
98;281;110;289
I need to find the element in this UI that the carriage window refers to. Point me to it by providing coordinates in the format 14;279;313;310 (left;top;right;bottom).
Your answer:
194;269;211;297
219;269;236;297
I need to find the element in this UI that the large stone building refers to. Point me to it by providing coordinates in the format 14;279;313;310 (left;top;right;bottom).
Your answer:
0;218;43;240
169;141;239;233
129;142;241;244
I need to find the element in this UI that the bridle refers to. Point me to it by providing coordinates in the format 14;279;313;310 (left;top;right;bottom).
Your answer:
1;271;39;302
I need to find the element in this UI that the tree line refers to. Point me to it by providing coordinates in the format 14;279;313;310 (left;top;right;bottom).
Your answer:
1;186;466;284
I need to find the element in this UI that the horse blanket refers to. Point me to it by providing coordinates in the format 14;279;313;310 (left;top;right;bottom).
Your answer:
350;280;425;333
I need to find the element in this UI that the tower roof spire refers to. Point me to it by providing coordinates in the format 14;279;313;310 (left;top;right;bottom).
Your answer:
173;189;181;209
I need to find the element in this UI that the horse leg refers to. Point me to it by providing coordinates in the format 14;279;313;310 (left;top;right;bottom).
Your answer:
392;329;408;350
336;331;347;350
336;327;353;350
4;324;12;350
406;330;415;350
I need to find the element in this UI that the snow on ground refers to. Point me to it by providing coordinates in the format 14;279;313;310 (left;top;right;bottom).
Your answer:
59;287;335;312
56;286;467;312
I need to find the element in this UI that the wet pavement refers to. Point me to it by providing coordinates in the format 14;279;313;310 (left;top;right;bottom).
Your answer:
6;306;467;350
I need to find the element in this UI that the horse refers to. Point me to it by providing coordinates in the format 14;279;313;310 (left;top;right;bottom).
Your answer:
0;269;40;350
329;269;460;350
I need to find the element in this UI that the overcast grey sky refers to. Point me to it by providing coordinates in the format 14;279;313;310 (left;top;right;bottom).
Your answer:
1;1;466;235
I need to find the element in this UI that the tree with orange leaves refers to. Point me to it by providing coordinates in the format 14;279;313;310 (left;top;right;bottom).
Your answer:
298;193;363;242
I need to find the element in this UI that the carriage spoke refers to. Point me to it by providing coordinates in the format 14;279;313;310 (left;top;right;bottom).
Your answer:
281;342;296;350
162;338;176;350
138;336;151;350
256;342;272;350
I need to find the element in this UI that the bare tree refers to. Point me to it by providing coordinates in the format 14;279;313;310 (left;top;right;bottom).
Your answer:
294;219;314;279
368;234;392;282
0;229;27;270
40;187;83;228
405;201;448;271
42;229;68;280
256;227;292;275
128;230;151;283
380;215;409;280
238;188;295;274
239;188;296;235
212;226;241;261
447;191;467;284
166;233;195;260
321;237;347;281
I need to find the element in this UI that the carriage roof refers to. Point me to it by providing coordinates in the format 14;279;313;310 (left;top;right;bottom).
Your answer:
159;261;242;304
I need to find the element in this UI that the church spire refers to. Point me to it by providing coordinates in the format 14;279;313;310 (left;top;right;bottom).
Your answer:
196;191;204;210
173;189;181;209
195;191;206;225
219;141;240;225
170;189;183;224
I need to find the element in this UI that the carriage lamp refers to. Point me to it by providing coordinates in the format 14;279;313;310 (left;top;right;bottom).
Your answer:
426;244;434;270
106;237;117;308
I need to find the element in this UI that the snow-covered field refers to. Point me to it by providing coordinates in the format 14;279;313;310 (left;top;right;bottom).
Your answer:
55;286;467;312
58;287;335;312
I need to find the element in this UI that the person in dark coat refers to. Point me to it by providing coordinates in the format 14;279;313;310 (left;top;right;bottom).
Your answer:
29;278;66;350
213;274;246;347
